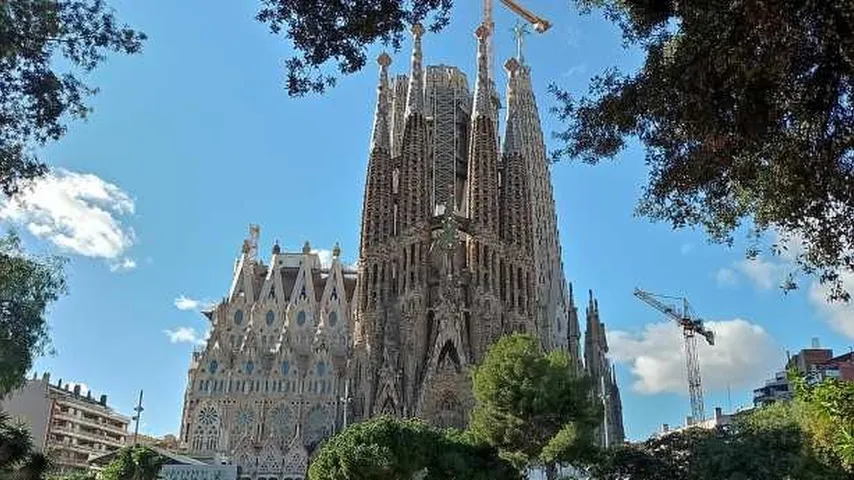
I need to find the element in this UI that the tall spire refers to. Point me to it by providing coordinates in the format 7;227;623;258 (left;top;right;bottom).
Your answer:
502;57;523;155
405;24;425;117
473;23;496;121
371;53;392;152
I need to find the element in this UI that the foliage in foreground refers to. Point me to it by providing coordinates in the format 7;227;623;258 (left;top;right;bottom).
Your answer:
98;445;163;480
308;416;520;480
591;375;854;479
470;334;600;477
0;411;50;480
254;0;854;300
0;0;145;196
0;232;67;397
552;0;854;301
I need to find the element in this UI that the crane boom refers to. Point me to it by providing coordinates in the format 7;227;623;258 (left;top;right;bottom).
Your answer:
634;288;715;425
482;0;552;81
499;0;552;32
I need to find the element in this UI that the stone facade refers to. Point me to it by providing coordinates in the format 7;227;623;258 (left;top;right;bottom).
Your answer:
350;21;622;443
178;21;626;477
179;235;356;480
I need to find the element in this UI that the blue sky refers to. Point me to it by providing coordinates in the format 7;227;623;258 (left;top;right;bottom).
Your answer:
2;0;852;441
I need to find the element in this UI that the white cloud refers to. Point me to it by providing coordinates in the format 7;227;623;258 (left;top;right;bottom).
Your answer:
109;258;137;273
312;249;334;269
715;268;739;287
736;257;787;290
609;319;781;395
174;295;201;311
66;382;89;396
809;271;854;339
164;327;207;346
680;243;694;255
0;169;136;261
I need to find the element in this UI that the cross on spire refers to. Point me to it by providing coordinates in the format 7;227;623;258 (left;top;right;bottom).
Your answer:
512;20;530;63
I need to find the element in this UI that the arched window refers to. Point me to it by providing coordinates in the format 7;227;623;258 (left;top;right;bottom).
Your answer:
266;310;275;326
234;309;244;325
281;360;290;375
245;361;255;374
328;311;338;327
296;310;307;326
208;360;218;374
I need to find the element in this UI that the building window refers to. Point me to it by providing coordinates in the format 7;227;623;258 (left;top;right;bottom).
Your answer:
234;309;244;325
209;360;219;374
245;361;255;374
328;311;338;327
296;311;306;326
282;361;290;375
266;310;275;326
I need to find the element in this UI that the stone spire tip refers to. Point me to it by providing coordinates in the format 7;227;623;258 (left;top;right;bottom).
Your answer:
378;52;392;68
411;23;425;38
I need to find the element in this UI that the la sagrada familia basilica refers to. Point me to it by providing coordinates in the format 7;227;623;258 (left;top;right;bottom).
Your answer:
178;10;624;480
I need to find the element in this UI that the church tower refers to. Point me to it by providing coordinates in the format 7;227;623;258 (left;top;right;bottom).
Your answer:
583;290;626;446
351;17;609;429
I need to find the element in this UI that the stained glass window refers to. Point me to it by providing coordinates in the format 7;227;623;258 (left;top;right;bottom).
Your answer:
234;309;244;325
281;361;290;375
209;360;218;374
316;361;326;377
245;361;255;374
266;310;275;326
296;311;306;326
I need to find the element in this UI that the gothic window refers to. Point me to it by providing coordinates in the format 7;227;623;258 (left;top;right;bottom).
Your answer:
208;360;218;374
436;393;465;429
328;311;338;327
331;286;338;301
266;310;276;326
296;311;306;327
316;361;326;377
234;309;244;325
281;360;290;375
234;407;256;437
194;405;220;452
304;406;329;445
268;404;295;443
245;361;255;374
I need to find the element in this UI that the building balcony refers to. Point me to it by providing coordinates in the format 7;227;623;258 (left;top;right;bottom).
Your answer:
49;423;125;449
52;410;129;437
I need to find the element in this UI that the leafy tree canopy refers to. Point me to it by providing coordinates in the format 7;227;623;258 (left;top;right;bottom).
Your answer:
255;0;451;96
98;445;163;480
785;374;854;471
0;411;51;480
254;0;854;300
0;231;66;397
0;0;145;196
469;334;600;473
308;416;520;480
592;418;846;480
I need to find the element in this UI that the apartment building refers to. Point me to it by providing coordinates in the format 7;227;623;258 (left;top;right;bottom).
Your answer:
1;373;130;472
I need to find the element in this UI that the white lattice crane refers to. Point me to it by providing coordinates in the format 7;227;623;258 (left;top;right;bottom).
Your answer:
634;288;715;424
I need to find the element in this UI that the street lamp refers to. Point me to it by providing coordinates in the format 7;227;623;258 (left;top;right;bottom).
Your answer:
132;390;144;445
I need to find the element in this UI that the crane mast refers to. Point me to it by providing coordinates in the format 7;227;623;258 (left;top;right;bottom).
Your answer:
634;288;715;425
